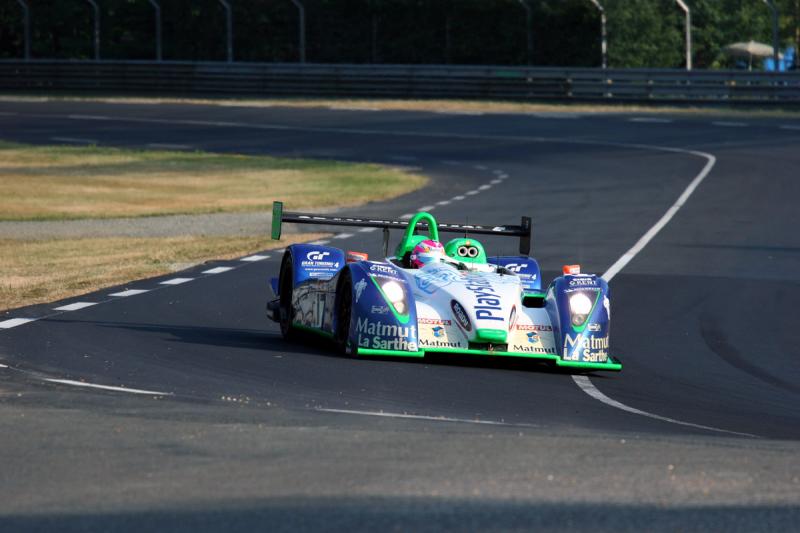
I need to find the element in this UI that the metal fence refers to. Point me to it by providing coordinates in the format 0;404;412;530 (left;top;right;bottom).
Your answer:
1;60;799;104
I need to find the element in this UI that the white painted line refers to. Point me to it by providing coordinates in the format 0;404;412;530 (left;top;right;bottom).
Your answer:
359;227;378;233
572;376;756;437
308;239;330;245
109;289;149;297
452;195;466;201
601;151;716;281
497;173;509;179
492;169;505;175
436;200;451;206
388;155;418;162
316;408;537;427
478;184;491;191
53;302;98;312
465;190;480;196
711;121;747;127
67;114;109;120
50;136;98;144
780;124;800;131
490;179;503;185
240;254;270;262
399;213;414;220
202;266;234;274
148;143;193;150
474;165;488;170
159;277;193;285
0;318;36;329
333;233;354;239
44;378;172;396
0;363;7;368
629;117;673;123
418;205;435;212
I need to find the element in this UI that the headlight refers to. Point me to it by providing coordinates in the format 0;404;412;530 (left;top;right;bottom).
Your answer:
569;292;593;327
379;279;408;315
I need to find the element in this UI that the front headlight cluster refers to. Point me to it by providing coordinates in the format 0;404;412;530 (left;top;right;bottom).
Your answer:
377;278;408;315
568;292;594;327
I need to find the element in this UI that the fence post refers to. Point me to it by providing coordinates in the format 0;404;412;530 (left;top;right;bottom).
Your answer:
218;0;233;62
290;0;306;63
762;0;780;68
588;0;606;69
86;0;100;60
148;0;162;61
675;0;692;70
517;0;533;65
15;0;30;60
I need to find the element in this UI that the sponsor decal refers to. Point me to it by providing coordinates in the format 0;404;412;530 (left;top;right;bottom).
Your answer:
371;305;389;315
420;338;464;349
508;305;517;331
369;263;398;276
464;277;503;322
302;250;340;269
414;265;462;294
432;326;444;338
450;300;472;332
505;263;528;273
514;324;553;332
564;334;609;362
587;323;601;332
526;331;539;343
418;318;452;326
354;278;367;303
356;317;418;352
511;345;557;354
568;277;597;287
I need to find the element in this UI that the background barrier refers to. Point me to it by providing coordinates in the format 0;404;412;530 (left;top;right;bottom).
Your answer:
1;60;799;104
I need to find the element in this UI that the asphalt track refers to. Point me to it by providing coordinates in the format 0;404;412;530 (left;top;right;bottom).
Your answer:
1;100;800;531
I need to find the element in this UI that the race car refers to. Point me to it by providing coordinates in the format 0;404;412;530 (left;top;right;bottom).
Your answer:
267;201;621;372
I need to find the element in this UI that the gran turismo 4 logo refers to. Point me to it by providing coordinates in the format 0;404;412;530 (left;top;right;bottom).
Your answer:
307;251;331;261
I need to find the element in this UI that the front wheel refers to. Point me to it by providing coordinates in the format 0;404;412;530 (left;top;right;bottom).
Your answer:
334;270;353;355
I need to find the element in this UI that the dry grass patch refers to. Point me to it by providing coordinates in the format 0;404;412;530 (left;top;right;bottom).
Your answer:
0;234;326;311
0;141;427;221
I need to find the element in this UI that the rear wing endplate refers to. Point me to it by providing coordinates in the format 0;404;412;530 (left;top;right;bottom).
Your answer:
272;201;531;256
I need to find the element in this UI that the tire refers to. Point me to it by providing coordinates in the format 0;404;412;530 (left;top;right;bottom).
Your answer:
278;253;297;340
334;270;353;355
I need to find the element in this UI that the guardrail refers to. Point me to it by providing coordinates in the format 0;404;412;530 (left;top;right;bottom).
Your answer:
1;60;799;104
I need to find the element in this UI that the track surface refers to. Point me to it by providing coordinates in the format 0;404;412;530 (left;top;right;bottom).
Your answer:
1;101;799;531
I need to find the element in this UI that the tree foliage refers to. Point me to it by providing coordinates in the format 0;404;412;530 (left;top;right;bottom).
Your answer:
0;0;797;68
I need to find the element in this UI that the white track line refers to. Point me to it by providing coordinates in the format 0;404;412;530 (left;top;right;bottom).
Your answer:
316;408;537;427
109;289;149;297
478;184;491;191
475;165;488;170
573;377;756;438
307;240;330;245
490;179;503;185
359;227;378;233
399;213;414;219
436;200;451;206
452;195;466;201
333;233;354;239
0;318;37;329
571;149;750;437
202;266;234;274
159;277;193;285
601;151;716;281
43;378;171;396
465;190;479;195
418;205;435;212
0;363;8;368
50;136;97;144
780;125;800;131
53;302;98;311
240;254;269;262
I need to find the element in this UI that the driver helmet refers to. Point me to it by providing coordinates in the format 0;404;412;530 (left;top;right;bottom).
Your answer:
410;239;445;268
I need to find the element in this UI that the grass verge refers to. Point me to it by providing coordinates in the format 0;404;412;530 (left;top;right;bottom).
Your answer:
0;234;326;311
0;141;427;221
4;94;800;119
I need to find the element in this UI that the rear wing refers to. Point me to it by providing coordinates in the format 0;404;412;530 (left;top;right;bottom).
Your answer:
271;201;532;256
